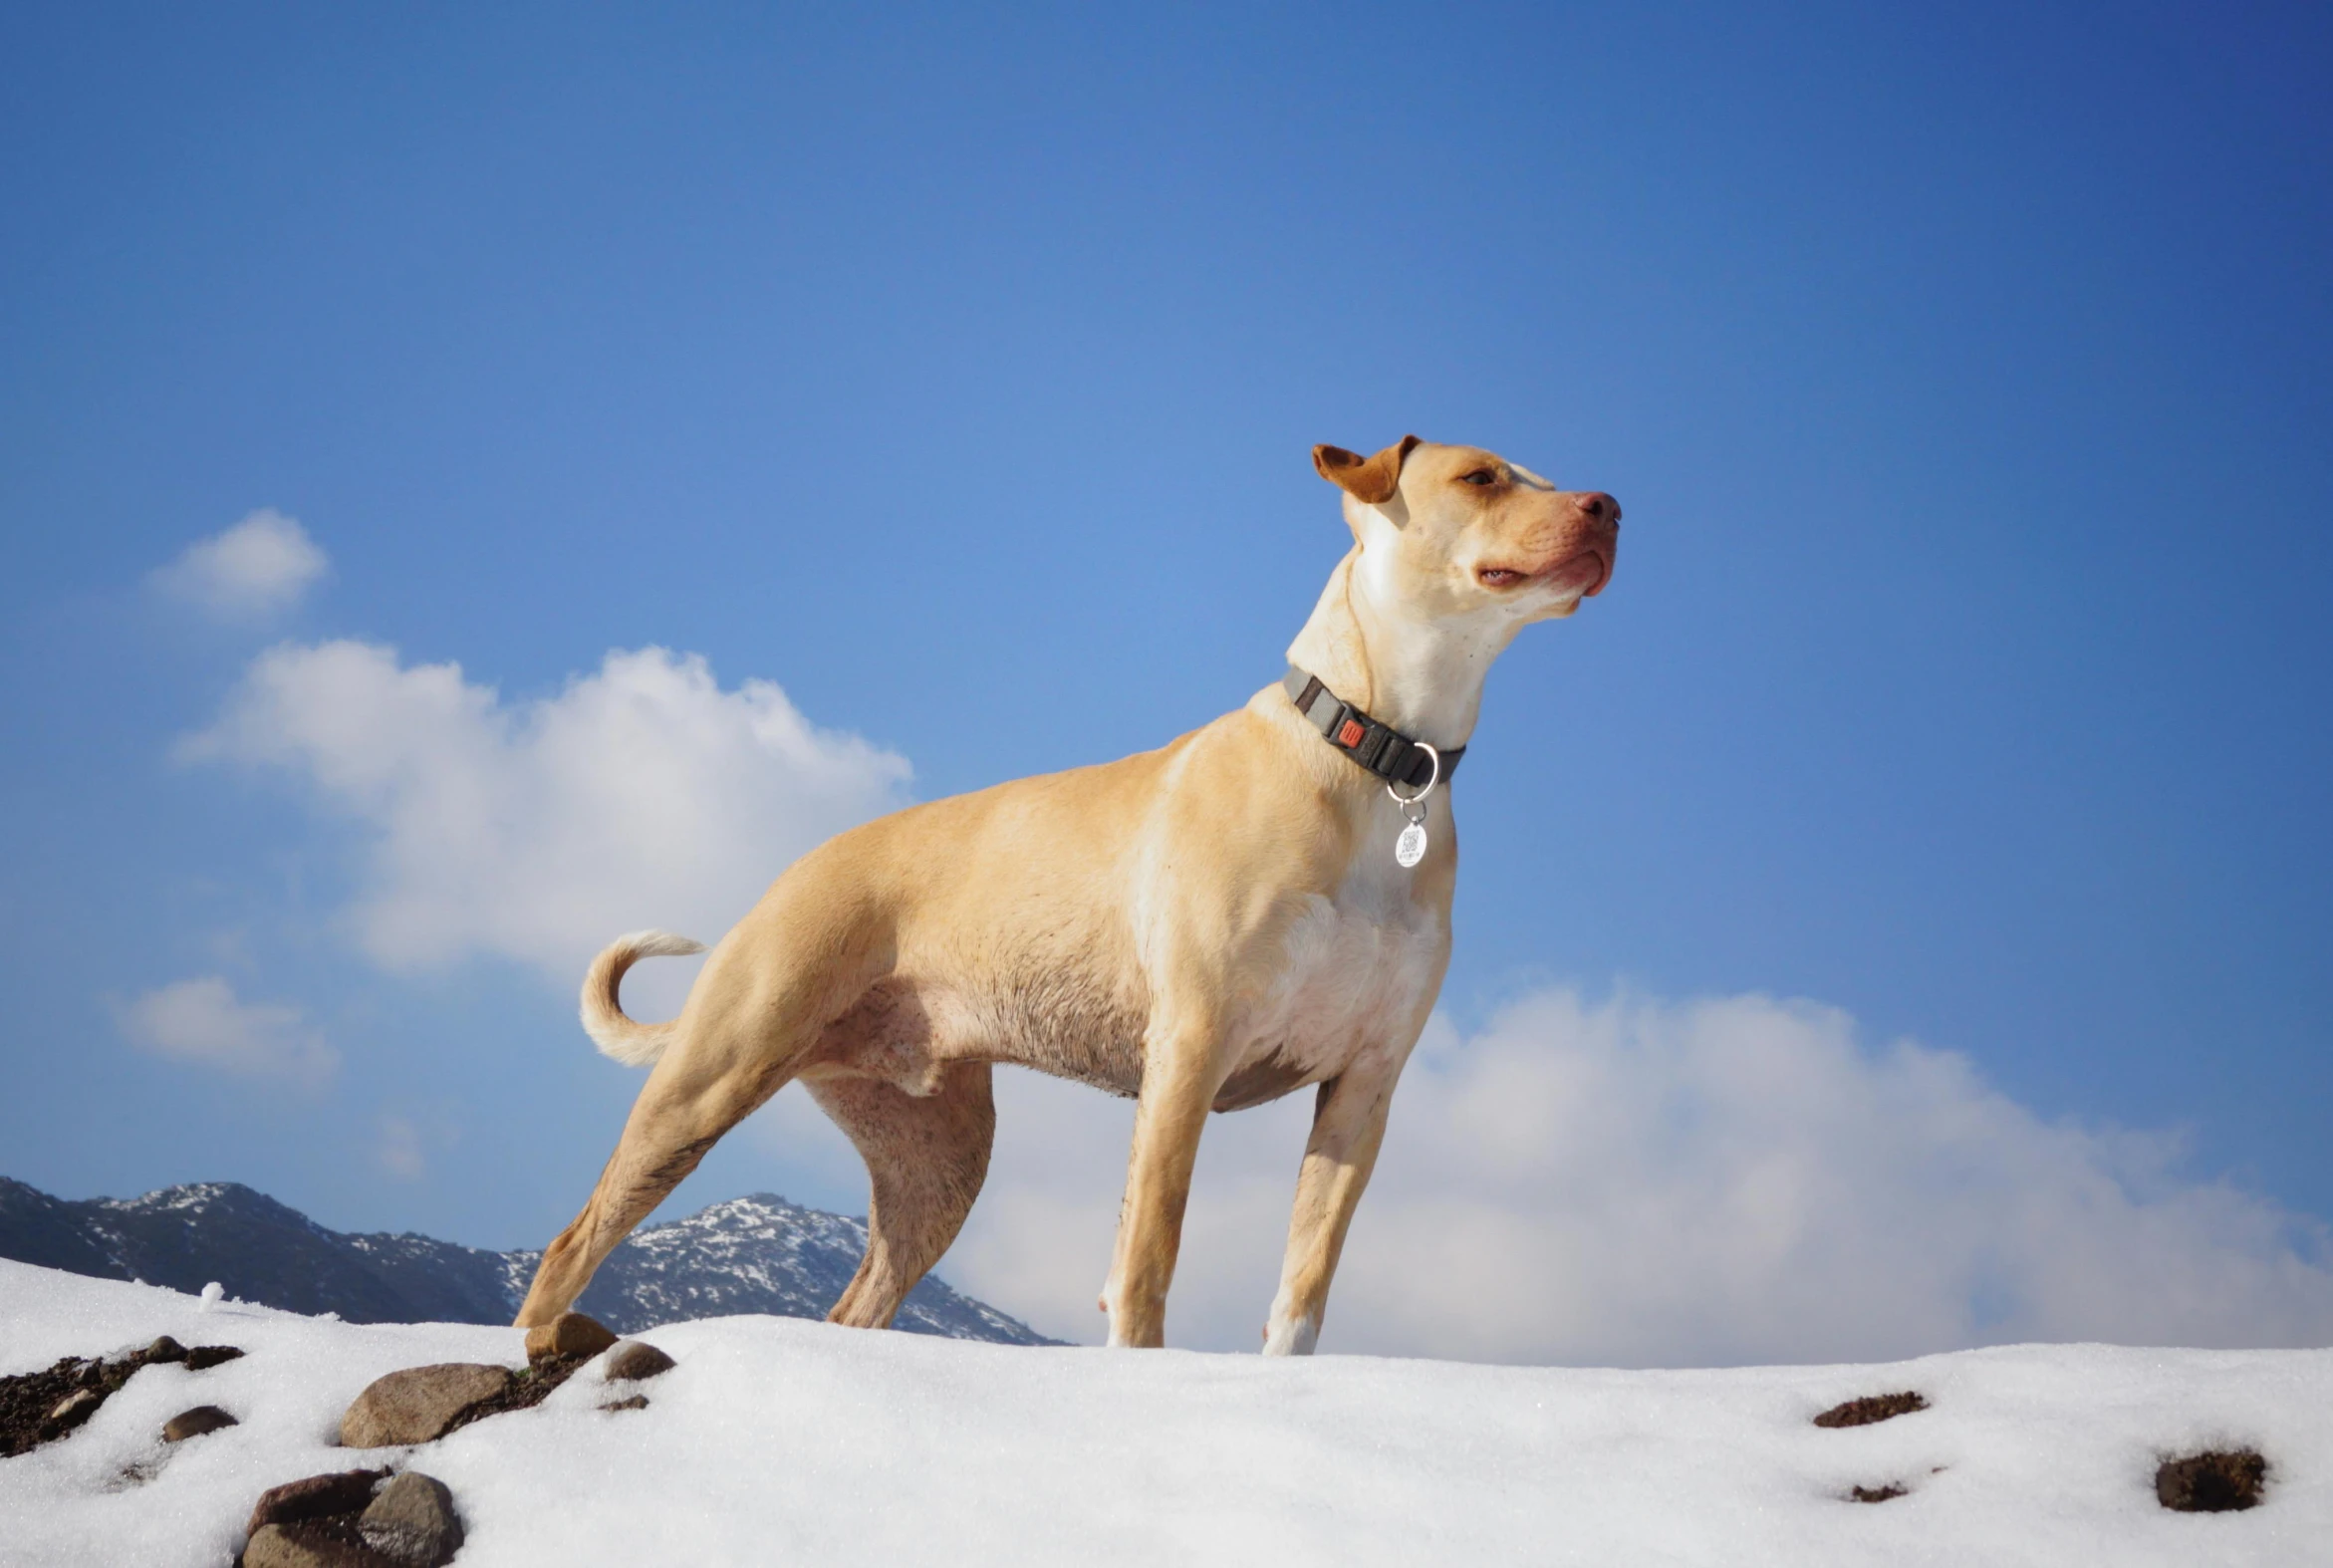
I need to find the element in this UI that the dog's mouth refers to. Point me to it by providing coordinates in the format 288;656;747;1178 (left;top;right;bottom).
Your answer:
1478;549;1609;598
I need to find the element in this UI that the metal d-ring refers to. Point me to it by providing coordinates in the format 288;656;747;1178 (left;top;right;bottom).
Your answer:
1386;742;1441;820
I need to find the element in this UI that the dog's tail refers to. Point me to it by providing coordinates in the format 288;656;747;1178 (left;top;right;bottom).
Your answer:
580;929;706;1067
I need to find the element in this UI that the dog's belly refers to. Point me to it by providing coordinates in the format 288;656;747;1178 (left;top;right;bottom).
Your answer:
807;894;1440;1109
808;967;1150;1100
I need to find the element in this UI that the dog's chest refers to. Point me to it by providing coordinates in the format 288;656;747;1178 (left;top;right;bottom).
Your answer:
1228;870;1444;1092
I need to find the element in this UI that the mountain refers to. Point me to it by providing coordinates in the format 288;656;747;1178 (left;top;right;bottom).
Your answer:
0;1176;1054;1345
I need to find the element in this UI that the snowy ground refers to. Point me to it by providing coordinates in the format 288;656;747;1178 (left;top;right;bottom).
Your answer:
2;1260;2326;1566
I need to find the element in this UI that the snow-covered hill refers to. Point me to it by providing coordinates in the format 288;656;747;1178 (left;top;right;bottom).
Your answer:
2;1261;2326;1566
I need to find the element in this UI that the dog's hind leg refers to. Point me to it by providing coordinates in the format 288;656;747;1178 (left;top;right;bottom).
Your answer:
514;1047;788;1327
515;918;874;1327
810;1061;995;1329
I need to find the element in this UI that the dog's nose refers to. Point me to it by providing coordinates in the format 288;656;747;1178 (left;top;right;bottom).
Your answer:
1574;492;1620;527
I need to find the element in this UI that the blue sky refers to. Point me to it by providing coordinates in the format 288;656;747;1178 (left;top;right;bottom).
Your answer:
2;4;2328;1357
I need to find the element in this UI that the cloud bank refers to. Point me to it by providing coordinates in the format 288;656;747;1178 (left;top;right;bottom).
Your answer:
152;510;328;620
182;642;911;978
112;977;336;1088
935;988;2333;1365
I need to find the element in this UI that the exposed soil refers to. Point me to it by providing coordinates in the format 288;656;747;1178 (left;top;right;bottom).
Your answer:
1848;1483;1908;1503
0;1336;244;1457
2157;1448;2268;1512
1813;1391;1929;1430
438;1351;591;1437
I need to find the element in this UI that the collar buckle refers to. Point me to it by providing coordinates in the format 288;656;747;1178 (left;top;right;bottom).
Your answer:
1283;664;1464;790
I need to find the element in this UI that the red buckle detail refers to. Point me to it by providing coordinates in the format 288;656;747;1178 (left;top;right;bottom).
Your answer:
1337;718;1366;748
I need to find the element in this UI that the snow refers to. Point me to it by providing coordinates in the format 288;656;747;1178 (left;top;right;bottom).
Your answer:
2;1259;2326;1566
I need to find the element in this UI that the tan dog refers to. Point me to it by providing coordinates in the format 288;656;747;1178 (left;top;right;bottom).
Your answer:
515;436;1618;1353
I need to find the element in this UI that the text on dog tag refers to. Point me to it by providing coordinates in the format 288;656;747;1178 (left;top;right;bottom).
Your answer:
1395;821;1427;868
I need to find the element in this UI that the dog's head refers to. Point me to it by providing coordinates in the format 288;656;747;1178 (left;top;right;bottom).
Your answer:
1313;436;1618;626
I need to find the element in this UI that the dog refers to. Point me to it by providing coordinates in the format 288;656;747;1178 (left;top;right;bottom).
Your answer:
515;435;1618;1352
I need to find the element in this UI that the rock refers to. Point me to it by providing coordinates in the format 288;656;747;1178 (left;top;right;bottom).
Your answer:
2157;1447;2269;1512
525;1311;618;1363
242;1521;396;1568
46;1387;102;1432
603;1340;675;1383
358;1469;465;1567
340;1363;511;1448
142;1335;187;1363
246;1468;390;1537
1812;1391;1928;1429
185;1344;246;1371
601;1394;649;1413
162;1405;239;1442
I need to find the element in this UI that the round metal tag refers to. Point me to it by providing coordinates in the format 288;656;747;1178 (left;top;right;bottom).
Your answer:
1395;821;1428;868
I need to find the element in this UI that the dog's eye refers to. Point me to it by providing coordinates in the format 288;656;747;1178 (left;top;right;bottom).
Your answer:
1459;468;1499;486
1478;568;1524;588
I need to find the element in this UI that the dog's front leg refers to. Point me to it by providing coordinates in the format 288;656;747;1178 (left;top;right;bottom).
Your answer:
1262;1066;1401;1356
1101;1015;1229;1348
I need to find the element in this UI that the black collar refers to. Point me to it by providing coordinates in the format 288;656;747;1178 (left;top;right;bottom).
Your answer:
1283;664;1463;791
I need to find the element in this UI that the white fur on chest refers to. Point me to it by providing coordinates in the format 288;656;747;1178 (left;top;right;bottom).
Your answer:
1234;856;1445;1083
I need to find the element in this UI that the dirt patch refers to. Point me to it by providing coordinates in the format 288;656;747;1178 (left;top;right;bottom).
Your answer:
437;1352;591;1437
1848;1483;1908;1503
1813;1391;1929;1429
2157;1448;2268;1512
1;1337;245;1457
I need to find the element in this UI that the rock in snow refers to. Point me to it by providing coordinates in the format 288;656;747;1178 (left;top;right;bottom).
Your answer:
3;1258;2330;1566
601;1340;675;1384
521;1312;616;1364
160;1404;238;1442
240;1521;378;1567
359;1469;465;1565
340;1364;512;1448
245;1468;390;1537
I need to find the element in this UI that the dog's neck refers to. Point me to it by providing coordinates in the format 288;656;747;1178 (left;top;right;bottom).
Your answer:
1284;546;1519;753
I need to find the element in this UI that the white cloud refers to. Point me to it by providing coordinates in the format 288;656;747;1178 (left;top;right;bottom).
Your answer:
151;509;329;620
181;641;911;979
936;988;2333;1365
113;976;337;1088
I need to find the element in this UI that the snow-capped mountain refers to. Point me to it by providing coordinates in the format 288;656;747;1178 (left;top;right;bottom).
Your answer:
500;1192;1053;1344
0;1176;1052;1345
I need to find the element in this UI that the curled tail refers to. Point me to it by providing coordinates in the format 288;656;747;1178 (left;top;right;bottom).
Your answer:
581;929;706;1066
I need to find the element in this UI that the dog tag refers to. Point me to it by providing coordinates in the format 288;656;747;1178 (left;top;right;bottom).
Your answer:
1386;741;1440;871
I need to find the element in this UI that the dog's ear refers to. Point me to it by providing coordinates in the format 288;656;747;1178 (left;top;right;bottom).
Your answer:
1312;435;1422;505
